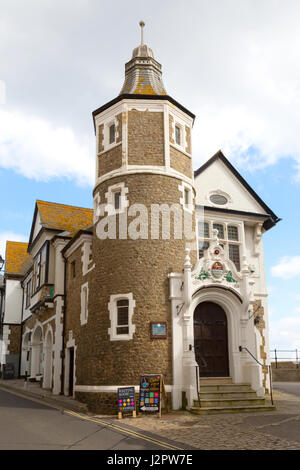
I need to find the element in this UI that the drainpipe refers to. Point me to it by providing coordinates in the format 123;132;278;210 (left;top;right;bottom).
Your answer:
60;256;67;395
18;281;25;378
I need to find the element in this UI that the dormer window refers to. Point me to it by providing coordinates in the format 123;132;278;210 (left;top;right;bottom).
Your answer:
109;124;116;144
175;125;181;145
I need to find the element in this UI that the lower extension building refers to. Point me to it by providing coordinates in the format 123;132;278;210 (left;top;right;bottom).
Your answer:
0;32;280;413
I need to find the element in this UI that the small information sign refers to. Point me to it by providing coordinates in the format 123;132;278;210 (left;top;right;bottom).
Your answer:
150;322;167;339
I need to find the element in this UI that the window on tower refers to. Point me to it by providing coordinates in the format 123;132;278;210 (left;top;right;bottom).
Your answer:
108;293;136;341
109;123;116;144
116;299;129;335
114;190;121;210
184;188;190;207
175;125;181;145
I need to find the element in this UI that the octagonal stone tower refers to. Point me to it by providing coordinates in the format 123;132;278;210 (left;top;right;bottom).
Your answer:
75;27;198;412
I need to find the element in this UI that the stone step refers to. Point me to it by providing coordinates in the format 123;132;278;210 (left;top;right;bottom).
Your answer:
199;383;253;393
197;390;258;400
200;377;233;386
194;397;266;408
190;404;276;415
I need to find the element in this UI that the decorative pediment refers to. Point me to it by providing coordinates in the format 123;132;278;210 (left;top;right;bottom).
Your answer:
192;231;241;292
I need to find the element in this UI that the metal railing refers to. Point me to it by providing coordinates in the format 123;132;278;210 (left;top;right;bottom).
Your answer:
270;349;299;368
239;346;274;406
195;365;201;408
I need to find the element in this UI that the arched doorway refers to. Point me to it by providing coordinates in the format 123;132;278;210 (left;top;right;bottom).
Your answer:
20;332;31;376
43;329;53;389
30;326;43;378
194;301;229;377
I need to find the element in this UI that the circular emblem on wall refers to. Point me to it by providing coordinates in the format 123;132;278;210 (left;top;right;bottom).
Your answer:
211;261;224;278
214;249;220;255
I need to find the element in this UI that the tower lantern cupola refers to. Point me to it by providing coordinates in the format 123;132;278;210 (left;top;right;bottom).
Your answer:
119;21;167;95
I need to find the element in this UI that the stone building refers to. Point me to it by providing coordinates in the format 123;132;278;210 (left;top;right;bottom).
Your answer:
0;31;280;413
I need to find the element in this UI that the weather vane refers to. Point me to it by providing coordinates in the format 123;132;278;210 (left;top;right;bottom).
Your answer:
139;20;145;45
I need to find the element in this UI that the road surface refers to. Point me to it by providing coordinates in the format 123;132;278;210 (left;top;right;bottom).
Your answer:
273;382;300;397
0;387;182;450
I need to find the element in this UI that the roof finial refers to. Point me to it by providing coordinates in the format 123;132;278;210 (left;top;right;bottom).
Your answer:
139;20;145;45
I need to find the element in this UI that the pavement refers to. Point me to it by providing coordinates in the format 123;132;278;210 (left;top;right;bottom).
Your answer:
1;378;300;450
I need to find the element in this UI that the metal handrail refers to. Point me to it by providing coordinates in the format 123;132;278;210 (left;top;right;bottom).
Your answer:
195;365;201;408
239;346;274;406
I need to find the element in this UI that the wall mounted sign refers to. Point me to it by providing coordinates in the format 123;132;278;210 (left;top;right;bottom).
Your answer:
211;261;224;278
150;322;167;339
117;386;136;419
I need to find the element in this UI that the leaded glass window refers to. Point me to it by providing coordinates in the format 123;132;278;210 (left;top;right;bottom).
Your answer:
198;222;209;238
116;299;129;335
213;223;224;239
199;241;210;259
229;244;240;271
228;225;239;241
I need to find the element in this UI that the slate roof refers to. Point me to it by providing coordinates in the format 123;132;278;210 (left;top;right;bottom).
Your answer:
28;200;94;248
36;200;93;235
5;241;31;276
119;43;167;96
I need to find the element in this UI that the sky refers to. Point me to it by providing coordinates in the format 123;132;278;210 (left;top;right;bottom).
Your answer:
0;0;299;354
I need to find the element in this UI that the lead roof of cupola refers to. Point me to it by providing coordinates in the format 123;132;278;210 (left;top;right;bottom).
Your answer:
119;23;167;96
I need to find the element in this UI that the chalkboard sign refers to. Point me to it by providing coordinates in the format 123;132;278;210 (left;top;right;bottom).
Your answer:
3;363;15;379
139;375;161;413
118;387;135;413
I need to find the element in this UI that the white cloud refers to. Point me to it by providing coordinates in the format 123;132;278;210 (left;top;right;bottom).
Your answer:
0;108;94;186
0;231;28;260
1;1;300;181
269;316;300;351
271;256;300;280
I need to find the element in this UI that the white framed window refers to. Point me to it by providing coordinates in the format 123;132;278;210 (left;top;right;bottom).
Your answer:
108;293;136;341
197;219;241;271
178;181;194;213
228;244;240;271
80;282;89;325
114;189;121;210
213;223;225;240
102;118;119;151
175;124;181;145
228;225;239;241
105;182;129;215
109;123;116;144
207;190;232;207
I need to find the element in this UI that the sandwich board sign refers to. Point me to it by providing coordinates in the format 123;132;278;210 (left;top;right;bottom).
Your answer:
117;386;136;419
139;374;168;417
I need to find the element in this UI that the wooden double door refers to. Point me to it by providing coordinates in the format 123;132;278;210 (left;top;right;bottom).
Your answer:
194;301;229;377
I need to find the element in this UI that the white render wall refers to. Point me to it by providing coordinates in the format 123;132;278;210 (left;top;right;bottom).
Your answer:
3;279;23;324
194;158;268;215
